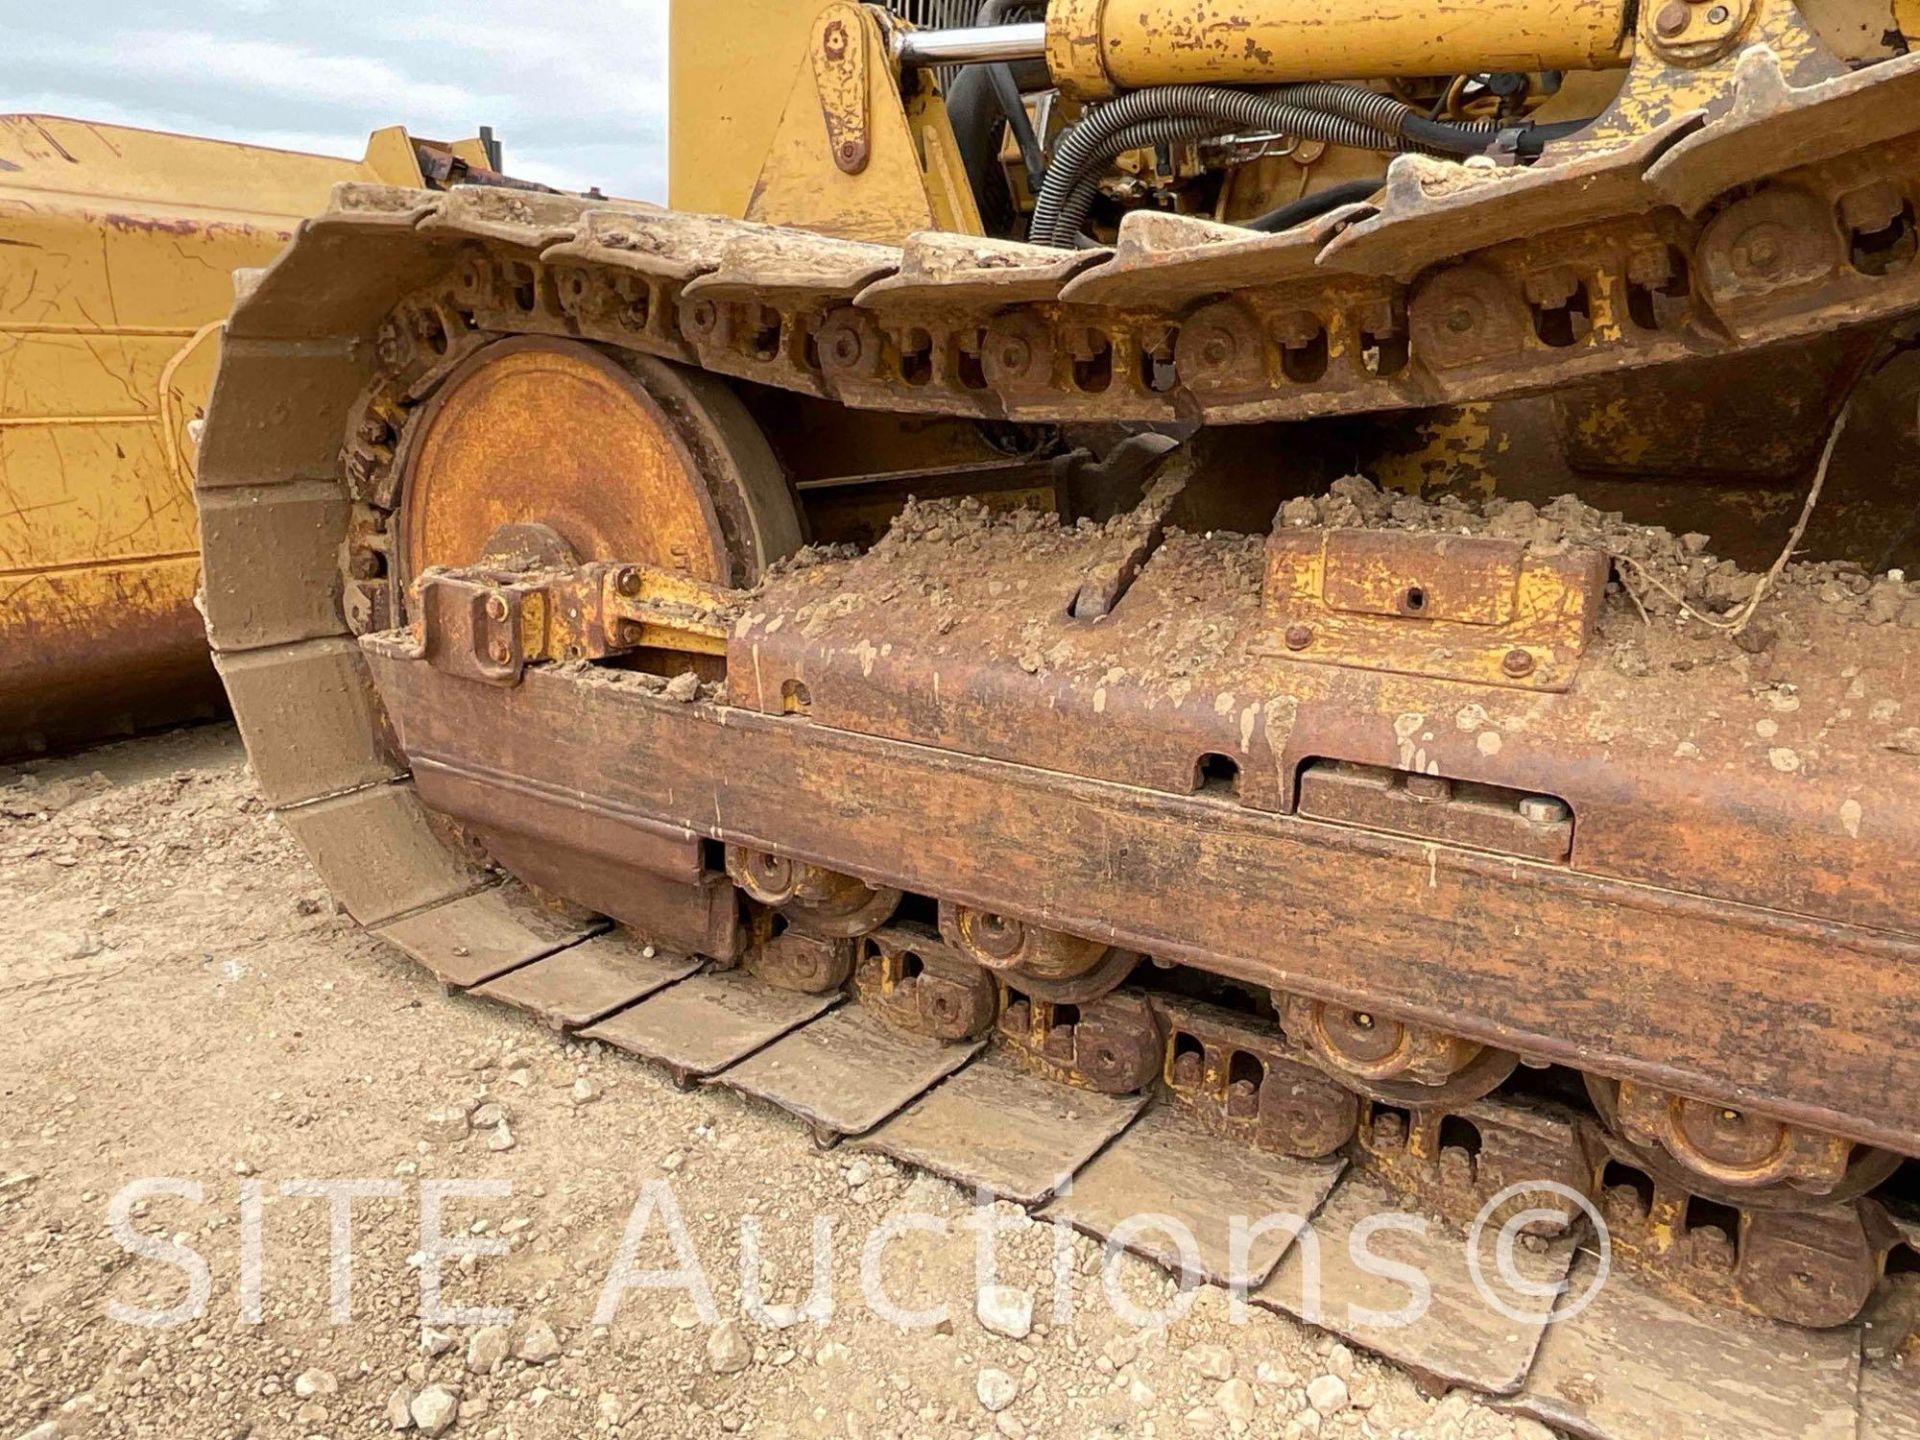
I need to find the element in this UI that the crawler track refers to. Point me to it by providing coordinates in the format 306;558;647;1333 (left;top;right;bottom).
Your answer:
196;9;1920;1434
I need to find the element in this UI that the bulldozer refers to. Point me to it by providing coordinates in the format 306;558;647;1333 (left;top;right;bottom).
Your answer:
194;2;1920;1433
0;116;533;756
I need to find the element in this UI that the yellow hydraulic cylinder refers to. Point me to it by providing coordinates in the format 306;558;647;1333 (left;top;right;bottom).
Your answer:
1044;0;1633;100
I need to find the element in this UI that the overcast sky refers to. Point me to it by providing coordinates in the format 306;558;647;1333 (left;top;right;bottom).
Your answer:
9;0;671;199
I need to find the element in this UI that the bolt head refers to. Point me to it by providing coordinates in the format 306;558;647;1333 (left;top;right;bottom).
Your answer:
1284;623;1314;651
1502;647;1537;677
484;594;509;622
1706;3;1730;21
825;329;863;368
1518;795;1570;825
1654;0;1691;36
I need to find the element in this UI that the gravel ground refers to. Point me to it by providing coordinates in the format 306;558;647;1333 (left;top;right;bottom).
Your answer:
1;724;1559;1440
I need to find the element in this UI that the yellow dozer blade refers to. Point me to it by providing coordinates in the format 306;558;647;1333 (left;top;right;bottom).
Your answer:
0;115;496;757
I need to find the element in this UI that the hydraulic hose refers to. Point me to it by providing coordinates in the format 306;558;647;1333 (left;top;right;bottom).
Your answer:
1032;85;1406;245
1029;83;1496;246
1243;177;1384;233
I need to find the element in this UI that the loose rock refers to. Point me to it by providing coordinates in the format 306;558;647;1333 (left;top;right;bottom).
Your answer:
467;1323;513;1375
386;1383;415;1430
516;1318;561;1365
1184;1343;1234;1381
1306;1374;1350;1417
976;1285;1034;1340
410;1384;460;1437
293;1368;338;1397
707;1320;753;1374
977;1367;1019;1414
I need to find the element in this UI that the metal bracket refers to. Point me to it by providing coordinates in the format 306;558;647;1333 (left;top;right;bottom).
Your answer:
1262;526;1609;691
409;560;737;687
814;3;872;175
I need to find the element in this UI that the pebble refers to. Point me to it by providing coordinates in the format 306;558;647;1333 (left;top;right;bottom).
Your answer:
976;1367;1018;1413
467;1323;513;1374
485;1122;516;1153
1183;1343;1234;1381
516;1318;561;1364
707;1320;753;1374
293;1368;338;1398
571;1078;599;1106
976;1285;1034;1340
386;1383;415;1430
1306;1374;1350;1417
410;1384;460;1436
1216;1377;1256;1423
423;1104;471;1143
471;1101;507;1129
1327;1342;1354;1380
664;670;701;702
420;1328;455;1357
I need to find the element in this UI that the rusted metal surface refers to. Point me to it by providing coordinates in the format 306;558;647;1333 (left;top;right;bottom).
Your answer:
407;556;735;686
1361;1096;1591;1236
361;642;1920;1158
193;6;1920;1404
727;848;903;938
727;506;1920;939
744;922;858;995
1265;528;1610;691
393;337;790;591
852;923;998;1041
996;988;1163;1094
1296;761;1574;862
1587;1075;1903;1207
299;57;1920;465
1279;990;1519;1106
1153;994;1361;1160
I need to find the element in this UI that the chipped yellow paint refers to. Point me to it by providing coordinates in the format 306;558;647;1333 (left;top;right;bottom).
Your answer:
1048;0;1631;100
676;0;979;240
1579;0;1842;151
1264;528;1610;691
743;3;982;242
0;113;455;748
1573;395;1658;470
1370;405;1501;498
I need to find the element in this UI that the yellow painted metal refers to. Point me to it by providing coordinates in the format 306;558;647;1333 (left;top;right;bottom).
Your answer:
744;2;983;241
670;0;824;217
0;114;439;754
673;0;981;240
1045;0;1632;100
1263;528;1610;692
